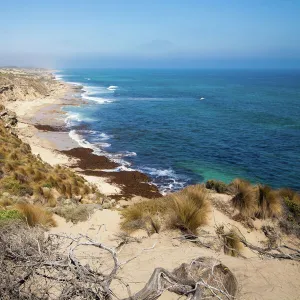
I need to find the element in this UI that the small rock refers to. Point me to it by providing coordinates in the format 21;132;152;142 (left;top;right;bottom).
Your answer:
88;193;98;201
115;204;121;209
73;195;82;202
102;202;112;209
172;239;181;247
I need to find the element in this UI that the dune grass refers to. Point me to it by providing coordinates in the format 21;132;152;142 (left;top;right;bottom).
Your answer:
206;179;228;193
0;120;96;204
231;183;258;218
230;179;283;219
121;185;210;235
223;229;243;257
169;185;210;233
256;185;282;219
16;203;56;227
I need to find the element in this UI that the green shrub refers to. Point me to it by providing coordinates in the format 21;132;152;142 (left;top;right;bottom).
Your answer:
0;177;33;196
52;205;92;224
206;180;228;193
0;209;22;221
284;198;300;218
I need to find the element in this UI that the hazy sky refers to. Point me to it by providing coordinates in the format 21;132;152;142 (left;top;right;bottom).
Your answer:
1;0;300;68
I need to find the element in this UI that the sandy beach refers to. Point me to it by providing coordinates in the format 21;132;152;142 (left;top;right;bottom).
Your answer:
2;68;161;198
1;68;300;299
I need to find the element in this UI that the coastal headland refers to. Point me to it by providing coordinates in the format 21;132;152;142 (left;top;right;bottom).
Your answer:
0;68;299;299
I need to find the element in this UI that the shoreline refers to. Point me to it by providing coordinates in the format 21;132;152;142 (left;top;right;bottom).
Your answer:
1;68;161;199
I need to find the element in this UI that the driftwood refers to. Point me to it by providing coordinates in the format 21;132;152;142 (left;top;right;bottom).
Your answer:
227;224;300;261
0;221;238;299
124;257;237;300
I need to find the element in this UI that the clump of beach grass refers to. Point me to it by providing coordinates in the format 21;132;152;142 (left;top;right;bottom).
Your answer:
231;183;258;218
16;203;56;227
121;184;210;235
168;185;210;234
223;229;243;257
206;179;228;193
256;185;282;219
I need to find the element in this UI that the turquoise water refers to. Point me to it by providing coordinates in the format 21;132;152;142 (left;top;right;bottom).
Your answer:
56;69;300;193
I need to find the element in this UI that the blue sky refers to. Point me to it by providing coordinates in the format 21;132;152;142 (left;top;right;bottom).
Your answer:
1;0;300;68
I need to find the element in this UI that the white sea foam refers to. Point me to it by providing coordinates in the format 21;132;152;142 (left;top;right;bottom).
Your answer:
69;130;101;152
99;133;111;140
139;167;187;195
141;167;176;177
65;112;82;126
82;94;113;104
107;85;118;91
54;74;64;81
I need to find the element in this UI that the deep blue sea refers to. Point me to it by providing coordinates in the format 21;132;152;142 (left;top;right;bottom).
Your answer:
55;69;300;194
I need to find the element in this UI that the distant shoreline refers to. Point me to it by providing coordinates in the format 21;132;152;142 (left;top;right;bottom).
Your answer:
0;68;161;199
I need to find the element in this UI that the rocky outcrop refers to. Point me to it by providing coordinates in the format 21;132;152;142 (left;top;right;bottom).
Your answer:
0;106;18;128
0;68;61;102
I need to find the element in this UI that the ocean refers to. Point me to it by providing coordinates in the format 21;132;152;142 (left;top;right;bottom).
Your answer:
55;69;300;194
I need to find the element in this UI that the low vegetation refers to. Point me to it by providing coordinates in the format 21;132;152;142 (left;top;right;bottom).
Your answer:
16;203;57;227
0;209;22;221
121;184;210;235
223;229;244;257
206;179;228;193
0;120;98;206
52;204;95;224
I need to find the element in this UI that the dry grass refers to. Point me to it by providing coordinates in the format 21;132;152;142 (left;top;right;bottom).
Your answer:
121;185;210;235
0;120;97;201
223;230;243;257
120;198;166;233
0;198;14;208
169;185;210;234
231;184;258;217
16;203;56;227
227;178;251;195
256;185;282;219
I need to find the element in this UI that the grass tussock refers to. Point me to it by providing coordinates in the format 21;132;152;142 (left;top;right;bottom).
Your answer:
16;203;56;227
230;179;282;219
169;185;210;234
121;184;210;235
227;178;251;195
120;198;167;233
223;229;243;257
231;183;258;218
0;198;14;208
206;179;228;193
256;185;282;219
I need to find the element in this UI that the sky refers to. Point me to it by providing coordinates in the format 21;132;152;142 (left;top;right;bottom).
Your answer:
1;0;300;68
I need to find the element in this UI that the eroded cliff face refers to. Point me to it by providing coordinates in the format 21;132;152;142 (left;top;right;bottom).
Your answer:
0;68;57;102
